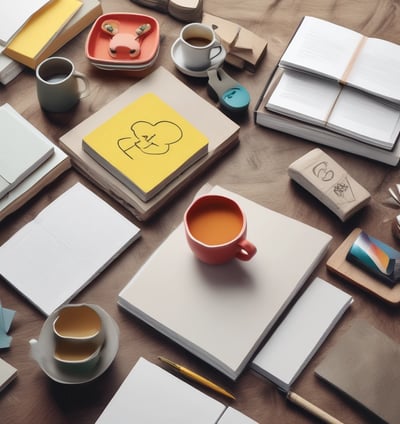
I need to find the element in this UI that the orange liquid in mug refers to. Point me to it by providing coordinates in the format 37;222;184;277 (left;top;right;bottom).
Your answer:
188;204;243;245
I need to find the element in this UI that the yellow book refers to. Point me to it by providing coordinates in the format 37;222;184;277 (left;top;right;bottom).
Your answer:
4;0;82;69
82;93;209;202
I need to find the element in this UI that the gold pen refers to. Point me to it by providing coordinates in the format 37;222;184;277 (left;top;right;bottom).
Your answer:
158;356;236;400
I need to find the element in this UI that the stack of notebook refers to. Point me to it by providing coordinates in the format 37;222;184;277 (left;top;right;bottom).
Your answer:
0;103;70;221
255;16;400;166
60;66;240;221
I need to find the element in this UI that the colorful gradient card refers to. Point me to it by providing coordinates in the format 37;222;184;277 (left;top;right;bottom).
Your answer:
346;230;400;287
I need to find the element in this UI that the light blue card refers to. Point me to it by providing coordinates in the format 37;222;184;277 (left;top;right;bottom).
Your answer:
0;303;15;349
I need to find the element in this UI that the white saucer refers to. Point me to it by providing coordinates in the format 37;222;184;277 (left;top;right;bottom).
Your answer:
30;304;119;384
170;38;226;78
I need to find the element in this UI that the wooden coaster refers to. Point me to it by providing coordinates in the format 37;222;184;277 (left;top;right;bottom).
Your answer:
326;228;400;305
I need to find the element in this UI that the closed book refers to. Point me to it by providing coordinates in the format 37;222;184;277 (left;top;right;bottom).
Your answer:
254;66;400;166
60;66;240;221
0;183;141;316
38;0;102;64
82;92;209;202
251;277;353;391
266;69;400;150
315;319;400;424
4;0;82;69
118;185;332;380
95;357;258;423
0;103;54;200
0;104;70;222
0;0;102;84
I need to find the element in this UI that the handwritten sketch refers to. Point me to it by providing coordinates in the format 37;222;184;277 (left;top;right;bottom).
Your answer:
117;120;183;159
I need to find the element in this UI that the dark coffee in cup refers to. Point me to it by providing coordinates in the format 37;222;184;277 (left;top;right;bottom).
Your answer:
185;37;211;47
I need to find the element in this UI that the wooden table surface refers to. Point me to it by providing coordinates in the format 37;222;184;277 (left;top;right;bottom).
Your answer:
1;1;400;423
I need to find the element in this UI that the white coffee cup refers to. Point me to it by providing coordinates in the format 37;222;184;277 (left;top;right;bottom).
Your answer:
36;56;90;113
179;23;222;70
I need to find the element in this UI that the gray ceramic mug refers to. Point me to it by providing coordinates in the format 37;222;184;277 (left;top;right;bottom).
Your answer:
36;57;90;113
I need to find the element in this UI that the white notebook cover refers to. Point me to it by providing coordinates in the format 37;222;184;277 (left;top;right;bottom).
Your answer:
118;185;332;379
251;277;353;391
0;183;140;315
0;103;54;199
95;357;226;424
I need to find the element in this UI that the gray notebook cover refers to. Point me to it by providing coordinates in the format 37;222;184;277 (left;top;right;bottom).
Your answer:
315;319;400;424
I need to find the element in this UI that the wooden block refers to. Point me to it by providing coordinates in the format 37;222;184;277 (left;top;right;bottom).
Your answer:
326;227;400;304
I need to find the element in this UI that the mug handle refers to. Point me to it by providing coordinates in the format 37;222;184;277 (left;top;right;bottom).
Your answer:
210;45;223;61
236;239;257;261
74;71;90;99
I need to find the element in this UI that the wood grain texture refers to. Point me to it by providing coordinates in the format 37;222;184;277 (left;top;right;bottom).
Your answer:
1;1;400;423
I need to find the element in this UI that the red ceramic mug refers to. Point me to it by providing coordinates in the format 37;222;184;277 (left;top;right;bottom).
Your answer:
184;194;257;265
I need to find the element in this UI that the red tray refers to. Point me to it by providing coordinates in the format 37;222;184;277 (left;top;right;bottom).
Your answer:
86;13;160;66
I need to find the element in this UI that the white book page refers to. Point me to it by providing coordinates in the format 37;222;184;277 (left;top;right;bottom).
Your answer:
0;0;50;45
267;70;341;126
280;16;362;81
346;37;400;103
251;278;352;391
328;87;400;149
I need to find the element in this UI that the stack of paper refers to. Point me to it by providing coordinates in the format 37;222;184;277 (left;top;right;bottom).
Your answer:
251;277;353;391
0;183;141;316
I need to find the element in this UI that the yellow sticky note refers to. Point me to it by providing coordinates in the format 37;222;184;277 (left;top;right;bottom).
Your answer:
83;93;209;201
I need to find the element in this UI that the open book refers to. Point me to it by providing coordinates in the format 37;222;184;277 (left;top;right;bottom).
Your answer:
254;66;400;166
266;69;400;150
280;16;400;104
